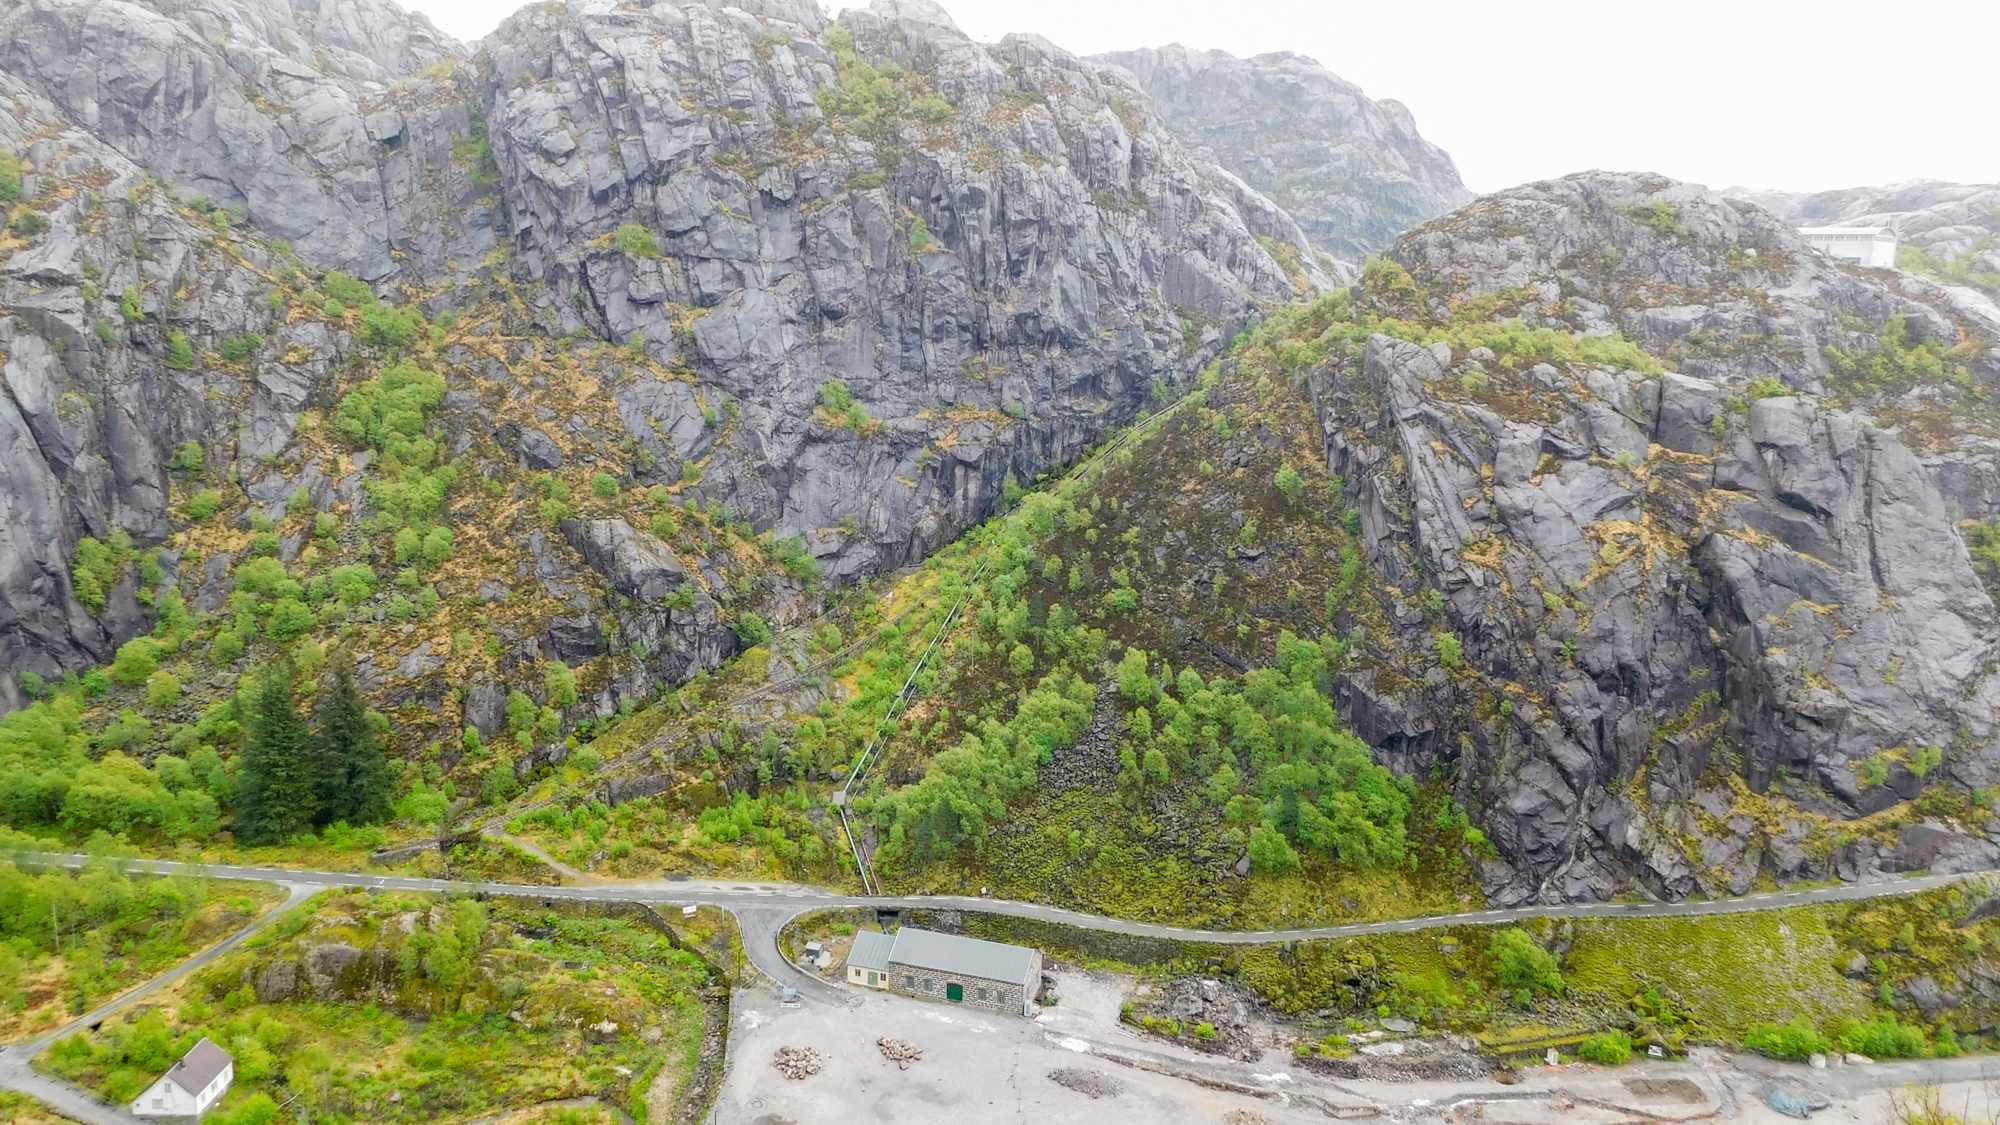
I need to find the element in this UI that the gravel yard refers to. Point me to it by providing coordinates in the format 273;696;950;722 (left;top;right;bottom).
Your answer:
712;966;2000;1125
711;971;1338;1125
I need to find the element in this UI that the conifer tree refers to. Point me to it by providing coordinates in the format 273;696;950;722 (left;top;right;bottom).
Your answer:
313;653;395;827
234;661;316;843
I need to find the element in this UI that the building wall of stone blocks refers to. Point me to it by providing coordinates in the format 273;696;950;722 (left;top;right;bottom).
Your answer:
883;951;1042;1017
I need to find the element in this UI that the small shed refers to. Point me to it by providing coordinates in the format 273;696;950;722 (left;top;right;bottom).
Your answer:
845;926;1042;1017
133;1037;233;1119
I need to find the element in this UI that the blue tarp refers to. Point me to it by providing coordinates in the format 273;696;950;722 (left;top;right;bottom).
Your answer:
1767;1087;1813;1118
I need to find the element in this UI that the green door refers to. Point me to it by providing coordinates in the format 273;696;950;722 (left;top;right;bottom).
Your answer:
946;983;964;1002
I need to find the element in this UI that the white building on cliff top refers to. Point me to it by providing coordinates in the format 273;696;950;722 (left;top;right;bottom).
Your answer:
1801;226;1899;268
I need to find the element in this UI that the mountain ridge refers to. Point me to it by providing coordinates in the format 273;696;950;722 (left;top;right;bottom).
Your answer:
1095;43;1474;268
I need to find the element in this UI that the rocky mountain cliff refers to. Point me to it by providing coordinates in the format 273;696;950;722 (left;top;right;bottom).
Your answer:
1095;45;1473;269
14;0;2000;915
0;0;1333;716
1305;172;2000;903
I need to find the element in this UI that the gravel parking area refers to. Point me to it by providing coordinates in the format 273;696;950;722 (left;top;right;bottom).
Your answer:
711;972;1336;1125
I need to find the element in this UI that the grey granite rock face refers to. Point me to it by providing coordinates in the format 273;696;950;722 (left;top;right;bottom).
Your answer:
0;0;484;280
473;0;1325;578
0;0;1324;715
0;70;359;706
1095;45;1474;268
1312;171;2000;904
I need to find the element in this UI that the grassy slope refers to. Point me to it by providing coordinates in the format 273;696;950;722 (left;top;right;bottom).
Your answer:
0;1091;70;1125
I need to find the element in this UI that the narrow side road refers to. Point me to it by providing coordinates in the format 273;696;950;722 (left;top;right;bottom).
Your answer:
480;828;598;885
17;882;320;1058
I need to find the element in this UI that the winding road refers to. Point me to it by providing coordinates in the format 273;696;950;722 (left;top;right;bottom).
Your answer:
13;851;1993;944
10;850;1999;1001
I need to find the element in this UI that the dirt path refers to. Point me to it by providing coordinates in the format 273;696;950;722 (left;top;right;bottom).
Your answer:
484;829;598;885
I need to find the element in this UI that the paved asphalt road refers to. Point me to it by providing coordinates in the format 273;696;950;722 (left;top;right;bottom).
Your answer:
13;851;1993;945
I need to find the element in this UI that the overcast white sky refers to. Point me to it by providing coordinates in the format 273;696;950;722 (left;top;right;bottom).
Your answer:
407;0;2000;196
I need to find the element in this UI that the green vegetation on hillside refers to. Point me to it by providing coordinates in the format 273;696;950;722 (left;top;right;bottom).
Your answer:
0;652;395;848
0;852;280;1040
1902;237;2000;301
495;327;1484;924
1250;261;1663;379
817;26;954;138
42;890;730;1124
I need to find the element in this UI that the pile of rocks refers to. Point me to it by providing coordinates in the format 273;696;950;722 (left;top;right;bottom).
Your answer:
772;1046;824;1080
1297;1036;1490;1082
1160;978;1257;1055
877;1039;922;1069
1048;1068;1123;1099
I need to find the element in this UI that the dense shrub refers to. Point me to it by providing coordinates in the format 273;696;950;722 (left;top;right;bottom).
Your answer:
1744;1016;1833;1060
165;330;196;369
219;333;262;362
615;223;659;257
733;612;773;647
320;271;374;308
328;563;380;606
1834;1017;1928;1059
1577;1031;1632;1065
360;303;422;349
1488;928;1564;997
183;489;223;520
110;639;158;686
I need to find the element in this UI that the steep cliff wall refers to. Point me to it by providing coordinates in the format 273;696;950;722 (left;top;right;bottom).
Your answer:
0;0;1325;717
1307;172;2000;903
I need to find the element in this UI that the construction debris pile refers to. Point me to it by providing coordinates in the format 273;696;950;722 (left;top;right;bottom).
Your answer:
773;1046;825;1079
878;1039;923;1068
1048;1068;1123;1099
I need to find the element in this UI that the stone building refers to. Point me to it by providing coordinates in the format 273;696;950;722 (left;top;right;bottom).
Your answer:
844;926;1042;1017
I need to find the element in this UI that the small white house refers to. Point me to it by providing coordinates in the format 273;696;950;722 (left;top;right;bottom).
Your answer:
1801;226;1898;268
133;1037;233;1119
847;930;895;990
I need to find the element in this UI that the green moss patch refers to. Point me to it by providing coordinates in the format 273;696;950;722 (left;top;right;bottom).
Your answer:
1565;908;1869;1038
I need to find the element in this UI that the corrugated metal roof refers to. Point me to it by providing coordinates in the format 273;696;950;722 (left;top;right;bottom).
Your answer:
168;1038;232;1094
848;930;895;972
887;927;1037;986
